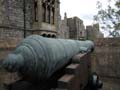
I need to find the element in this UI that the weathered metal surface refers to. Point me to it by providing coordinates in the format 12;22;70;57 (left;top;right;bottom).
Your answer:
2;35;94;81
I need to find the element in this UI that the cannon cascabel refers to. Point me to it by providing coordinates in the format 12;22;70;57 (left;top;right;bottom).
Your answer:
2;35;94;81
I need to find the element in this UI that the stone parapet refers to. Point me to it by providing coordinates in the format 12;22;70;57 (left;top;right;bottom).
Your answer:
92;38;120;90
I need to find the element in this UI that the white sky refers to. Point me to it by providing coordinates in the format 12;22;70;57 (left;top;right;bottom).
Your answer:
60;0;110;25
60;0;114;37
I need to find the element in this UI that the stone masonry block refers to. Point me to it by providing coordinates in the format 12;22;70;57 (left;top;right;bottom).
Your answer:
72;53;88;63
54;88;68;90
58;74;75;90
65;64;80;75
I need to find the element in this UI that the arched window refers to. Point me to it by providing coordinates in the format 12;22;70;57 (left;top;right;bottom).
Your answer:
41;0;55;24
51;0;55;24
34;0;38;22
52;34;56;38
51;7;55;24
47;34;51;38
42;33;47;37
42;3;46;22
47;6;50;23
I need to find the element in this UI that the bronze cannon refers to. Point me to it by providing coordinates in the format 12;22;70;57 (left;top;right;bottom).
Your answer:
2;35;94;81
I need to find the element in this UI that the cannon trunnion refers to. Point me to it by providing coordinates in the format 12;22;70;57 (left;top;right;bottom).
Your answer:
2;35;94;81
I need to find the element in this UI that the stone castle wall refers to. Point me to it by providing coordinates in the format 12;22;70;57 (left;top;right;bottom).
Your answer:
0;0;33;28
92;38;120;90
0;0;35;56
0;0;33;41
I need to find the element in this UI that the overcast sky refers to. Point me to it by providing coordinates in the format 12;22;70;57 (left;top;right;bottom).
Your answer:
60;0;110;25
60;0;114;37
60;0;97;25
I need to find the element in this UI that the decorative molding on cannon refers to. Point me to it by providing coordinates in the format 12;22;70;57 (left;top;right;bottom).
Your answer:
2;35;94;81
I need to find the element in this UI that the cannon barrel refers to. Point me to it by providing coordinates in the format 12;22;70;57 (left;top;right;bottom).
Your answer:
2;35;94;81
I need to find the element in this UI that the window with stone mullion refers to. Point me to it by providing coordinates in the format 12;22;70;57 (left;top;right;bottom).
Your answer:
51;0;55;24
41;0;55;24
51;7;55;24
34;0;38;22
42;2;46;22
46;5;50;23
